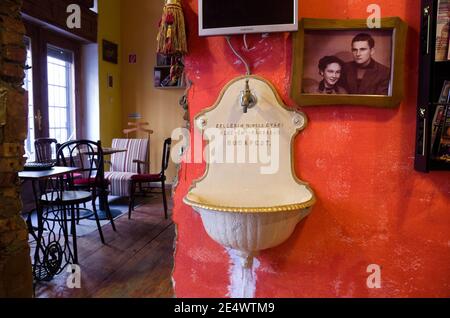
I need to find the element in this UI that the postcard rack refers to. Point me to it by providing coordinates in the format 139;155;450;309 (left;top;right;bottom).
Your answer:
414;0;450;172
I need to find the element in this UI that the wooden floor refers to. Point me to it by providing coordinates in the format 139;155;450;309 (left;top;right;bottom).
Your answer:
34;193;175;298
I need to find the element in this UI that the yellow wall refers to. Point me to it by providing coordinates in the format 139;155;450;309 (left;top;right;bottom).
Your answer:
98;0;122;146
120;0;185;182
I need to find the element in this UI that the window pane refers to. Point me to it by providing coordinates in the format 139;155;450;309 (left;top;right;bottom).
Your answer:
47;61;67;86
23;37;35;162
47;45;75;143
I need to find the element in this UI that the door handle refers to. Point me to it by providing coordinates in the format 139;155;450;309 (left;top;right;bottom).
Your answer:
35;109;42;131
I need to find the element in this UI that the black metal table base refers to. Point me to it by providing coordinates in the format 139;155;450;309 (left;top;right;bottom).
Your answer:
31;206;74;282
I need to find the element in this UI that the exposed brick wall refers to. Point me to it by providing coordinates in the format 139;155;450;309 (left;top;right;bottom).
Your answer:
0;0;33;298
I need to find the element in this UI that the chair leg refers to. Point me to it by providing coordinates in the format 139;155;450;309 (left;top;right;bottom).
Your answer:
139;181;144;195
62;206;73;262
128;181;136;219
62;206;69;241
69;207;74;236
103;188;116;232
104;196;116;232
161;180;168;219
106;204;116;232
92;199;105;244
70;205;78;264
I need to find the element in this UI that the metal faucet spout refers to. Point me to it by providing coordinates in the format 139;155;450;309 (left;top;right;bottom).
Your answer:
240;79;256;114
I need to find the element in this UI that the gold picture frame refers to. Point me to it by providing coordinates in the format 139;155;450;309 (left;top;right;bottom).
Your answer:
290;17;408;108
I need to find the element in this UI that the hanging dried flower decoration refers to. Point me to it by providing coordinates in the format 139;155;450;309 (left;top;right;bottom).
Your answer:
157;0;188;55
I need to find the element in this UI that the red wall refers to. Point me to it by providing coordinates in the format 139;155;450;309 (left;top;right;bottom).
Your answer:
173;0;450;297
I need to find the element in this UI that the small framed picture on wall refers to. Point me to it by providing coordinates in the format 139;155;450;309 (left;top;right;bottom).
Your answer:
290;17;408;107
102;39;118;64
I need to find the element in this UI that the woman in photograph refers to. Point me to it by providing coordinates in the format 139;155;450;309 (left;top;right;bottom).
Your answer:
304;55;348;94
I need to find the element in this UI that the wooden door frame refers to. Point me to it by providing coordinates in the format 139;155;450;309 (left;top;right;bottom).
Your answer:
24;20;82;141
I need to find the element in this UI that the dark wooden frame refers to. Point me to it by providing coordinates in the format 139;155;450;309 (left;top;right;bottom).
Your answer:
102;40;118;64
414;0;450;172
22;0;98;43
24;20;82;140
290;17;408;108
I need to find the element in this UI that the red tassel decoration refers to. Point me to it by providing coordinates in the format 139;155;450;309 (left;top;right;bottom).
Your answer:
156;0;188;55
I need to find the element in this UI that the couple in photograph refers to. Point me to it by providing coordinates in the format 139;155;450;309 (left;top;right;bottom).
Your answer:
306;33;391;96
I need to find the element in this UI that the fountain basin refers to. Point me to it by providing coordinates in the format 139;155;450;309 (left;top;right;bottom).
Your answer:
184;193;314;256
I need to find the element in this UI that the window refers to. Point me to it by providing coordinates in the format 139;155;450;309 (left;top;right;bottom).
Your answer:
24;37;35;161
47;46;76;143
23;22;81;161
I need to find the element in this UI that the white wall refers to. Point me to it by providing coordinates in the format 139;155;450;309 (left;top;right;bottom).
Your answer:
81;43;100;141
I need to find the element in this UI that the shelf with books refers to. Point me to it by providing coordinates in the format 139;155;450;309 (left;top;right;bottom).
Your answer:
154;66;186;89
435;0;450;61
153;54;186;89
429;101;450;166
414;0;450;172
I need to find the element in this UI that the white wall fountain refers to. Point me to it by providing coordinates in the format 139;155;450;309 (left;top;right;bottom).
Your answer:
183;75;316;298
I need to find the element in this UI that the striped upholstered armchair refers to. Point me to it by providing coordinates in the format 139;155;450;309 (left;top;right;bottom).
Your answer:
104;138;149;198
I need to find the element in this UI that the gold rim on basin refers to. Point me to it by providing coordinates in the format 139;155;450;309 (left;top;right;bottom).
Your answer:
183;195;316;214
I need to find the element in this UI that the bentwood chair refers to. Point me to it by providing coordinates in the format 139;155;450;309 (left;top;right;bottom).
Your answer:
128;138;172;219
40;140;108;264
58;140;115;229
35;138;58;164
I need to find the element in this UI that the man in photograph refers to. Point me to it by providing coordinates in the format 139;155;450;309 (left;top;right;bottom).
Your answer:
342;33;391;95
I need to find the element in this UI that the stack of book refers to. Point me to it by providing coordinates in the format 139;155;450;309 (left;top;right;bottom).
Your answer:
436;0;450;61
431;81;450;162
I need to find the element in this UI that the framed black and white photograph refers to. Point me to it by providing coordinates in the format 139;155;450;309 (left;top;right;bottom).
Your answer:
102;39;118;64
290;17;407;107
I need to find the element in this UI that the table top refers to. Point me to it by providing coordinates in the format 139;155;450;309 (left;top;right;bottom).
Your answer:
18;166;80;180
